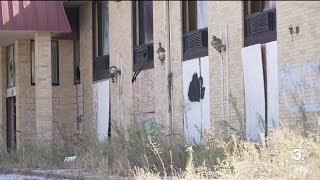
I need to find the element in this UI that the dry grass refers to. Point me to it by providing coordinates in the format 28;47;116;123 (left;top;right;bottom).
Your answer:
1;95;320;179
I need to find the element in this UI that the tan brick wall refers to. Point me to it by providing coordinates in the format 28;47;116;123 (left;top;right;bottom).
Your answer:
133;69;155;129
35;32;53;144
79;2;94;137
58;40;75;143
0;48;6;145
152;1;185;136
153;1;169;134
208;1;245;134
107;1;245;137
109;1;134;128
2;1;315;146
15;40;30;147
25;86;36;145
277;1;320;129
168;1;185;136
11;39;75;146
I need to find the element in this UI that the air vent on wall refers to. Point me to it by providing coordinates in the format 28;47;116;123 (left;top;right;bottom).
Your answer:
248;11;274;35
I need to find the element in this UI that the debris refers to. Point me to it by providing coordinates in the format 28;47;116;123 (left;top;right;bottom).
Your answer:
64;156;77;163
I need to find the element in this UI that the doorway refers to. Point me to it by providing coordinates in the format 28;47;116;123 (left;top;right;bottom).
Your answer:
6;97;16;152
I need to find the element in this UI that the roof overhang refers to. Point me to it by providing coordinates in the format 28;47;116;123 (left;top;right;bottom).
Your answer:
0;31;34;46
0;1;71;33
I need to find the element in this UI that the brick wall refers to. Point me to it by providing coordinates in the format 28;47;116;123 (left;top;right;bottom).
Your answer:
35;32;53;144
208;1;245;134
15;40;32;146
1;1;318;146
107;1;246;137
59;40;75;144
79;2;94;137
109;1;134;129
277;1;320;129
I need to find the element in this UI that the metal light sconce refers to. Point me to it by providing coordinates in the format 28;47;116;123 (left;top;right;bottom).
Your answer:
211;35;226;54
289;25;299;42
107;66;121;83
156;42;165;65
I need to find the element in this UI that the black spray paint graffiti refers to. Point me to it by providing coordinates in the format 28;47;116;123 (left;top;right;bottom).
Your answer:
188;73;205;102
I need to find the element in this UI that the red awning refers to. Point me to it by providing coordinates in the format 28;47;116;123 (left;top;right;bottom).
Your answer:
0;1;71;33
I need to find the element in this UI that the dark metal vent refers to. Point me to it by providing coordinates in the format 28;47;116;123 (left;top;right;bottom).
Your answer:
244;9;277;47
183;28;208;61
93;55;109;81
184;28;208;52
248;11;274;35
247;10;275;35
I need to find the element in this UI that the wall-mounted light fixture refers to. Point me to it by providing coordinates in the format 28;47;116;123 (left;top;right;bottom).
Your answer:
211;35;226;54
289;25;299;42
107;66;121;83
156;42;165;65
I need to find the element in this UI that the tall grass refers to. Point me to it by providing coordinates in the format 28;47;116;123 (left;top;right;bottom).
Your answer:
0;94;320;179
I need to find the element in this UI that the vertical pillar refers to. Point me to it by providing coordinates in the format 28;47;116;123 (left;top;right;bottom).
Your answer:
80;2;93;138
59;40;75;141
35;32;52;145
0;47;6;145
15;40;30;148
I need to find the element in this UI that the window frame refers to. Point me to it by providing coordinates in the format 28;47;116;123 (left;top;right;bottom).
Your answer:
243;0;277;47
92;0;110;82
132;0;154;72
30;40;60;86
182;1;208;61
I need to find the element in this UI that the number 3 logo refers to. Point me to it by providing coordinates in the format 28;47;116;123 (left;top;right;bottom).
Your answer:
292;148;302;160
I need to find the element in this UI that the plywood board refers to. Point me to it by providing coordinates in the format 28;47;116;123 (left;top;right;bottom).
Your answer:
182;56;210;144
265;41;279;130
93;80;110;142
241;44;265;142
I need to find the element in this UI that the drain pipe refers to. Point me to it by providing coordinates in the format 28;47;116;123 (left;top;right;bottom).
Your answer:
165;0;173;135
220;24;225;122
226;24;230;135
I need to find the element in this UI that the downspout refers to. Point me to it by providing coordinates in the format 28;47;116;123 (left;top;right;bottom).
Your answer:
220;24;225;123
226;24;230;135
166;0;173;135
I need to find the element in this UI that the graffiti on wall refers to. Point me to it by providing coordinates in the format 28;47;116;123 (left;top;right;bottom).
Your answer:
280;61;320;113
182;56;210;144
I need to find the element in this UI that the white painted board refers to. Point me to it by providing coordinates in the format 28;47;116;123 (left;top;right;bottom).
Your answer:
182;56;210;144
265;41;279;130
96;80;110;142
241;44;265;142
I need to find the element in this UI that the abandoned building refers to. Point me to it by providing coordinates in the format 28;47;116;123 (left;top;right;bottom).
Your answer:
0;0;319;150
